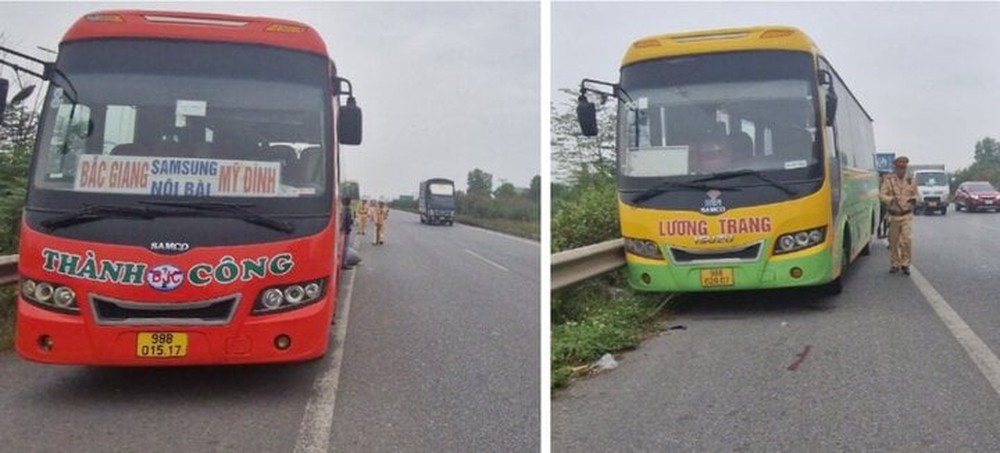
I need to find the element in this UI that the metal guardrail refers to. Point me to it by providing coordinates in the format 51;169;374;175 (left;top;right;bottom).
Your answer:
551;239;626;291
0;254;18;287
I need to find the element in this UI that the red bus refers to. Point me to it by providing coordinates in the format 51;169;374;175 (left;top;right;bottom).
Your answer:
0;10;362;365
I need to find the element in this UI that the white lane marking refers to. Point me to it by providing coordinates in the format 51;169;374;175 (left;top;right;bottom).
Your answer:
463;249;510;272
973;222;1000;233
293;266;357;453
910;266;1000;397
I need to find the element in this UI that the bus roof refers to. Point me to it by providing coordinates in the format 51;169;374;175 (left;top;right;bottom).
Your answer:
622;25;819;67
62;10;328;56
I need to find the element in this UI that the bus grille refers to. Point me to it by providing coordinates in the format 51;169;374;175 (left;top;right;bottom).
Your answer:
669;242;762;264
90;294;240;326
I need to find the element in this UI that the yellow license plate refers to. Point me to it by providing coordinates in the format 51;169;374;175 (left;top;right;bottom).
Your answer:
700;268;734;287
136;332;188;358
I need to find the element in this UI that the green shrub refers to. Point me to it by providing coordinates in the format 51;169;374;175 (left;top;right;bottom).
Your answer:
551;178;619;252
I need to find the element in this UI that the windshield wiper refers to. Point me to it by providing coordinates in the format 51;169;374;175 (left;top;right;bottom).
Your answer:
631;180;740;205
692;169;798;196
40;204;158;230
139;201;295;234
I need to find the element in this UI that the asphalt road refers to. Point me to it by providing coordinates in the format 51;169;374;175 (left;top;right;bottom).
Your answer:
553;208;1000;451
0;210;539;452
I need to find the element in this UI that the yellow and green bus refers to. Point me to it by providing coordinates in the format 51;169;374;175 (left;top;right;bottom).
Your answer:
577;26;878;294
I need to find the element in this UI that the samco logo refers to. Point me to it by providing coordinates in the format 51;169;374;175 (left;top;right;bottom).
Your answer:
700;190;726;215
146;264;184;291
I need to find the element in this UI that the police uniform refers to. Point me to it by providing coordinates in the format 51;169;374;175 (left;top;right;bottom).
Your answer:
356;200;369;235
879;157;918;274
373;202;390;245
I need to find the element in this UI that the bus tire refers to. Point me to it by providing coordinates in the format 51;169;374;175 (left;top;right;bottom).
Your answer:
861;214;874;256
823;236;850;295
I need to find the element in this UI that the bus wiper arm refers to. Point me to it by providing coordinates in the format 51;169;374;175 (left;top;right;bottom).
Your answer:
692;170;797;196
40;204;158;230
139;201;295;234
632;180;740;205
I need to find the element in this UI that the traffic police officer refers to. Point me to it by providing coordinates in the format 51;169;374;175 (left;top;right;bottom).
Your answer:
356;198;369;235
879;156;918;275
373;200;390;245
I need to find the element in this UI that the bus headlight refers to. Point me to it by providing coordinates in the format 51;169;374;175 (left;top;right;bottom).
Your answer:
53;287;76;308
262;289;284;310
774;227;827;255
624;237;664;260
20;278;80;314
253;279;326;315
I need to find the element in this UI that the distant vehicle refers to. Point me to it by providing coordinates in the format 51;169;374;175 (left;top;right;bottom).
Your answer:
418;178;456;225
954;181;1000;212
912;166;948;215
340;180;360;201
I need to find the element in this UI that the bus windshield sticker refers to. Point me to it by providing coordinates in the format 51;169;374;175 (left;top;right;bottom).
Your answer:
624;145;689;177
176;100;207;118
74;155;284;198
784;159;808;170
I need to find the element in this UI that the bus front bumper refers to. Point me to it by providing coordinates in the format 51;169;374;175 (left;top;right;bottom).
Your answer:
15;294;334;366
626;247;836;292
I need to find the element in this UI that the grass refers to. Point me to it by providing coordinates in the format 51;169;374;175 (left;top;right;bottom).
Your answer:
551;274;676;390
392;206;539;241
1;287;15;351
453;215;539;241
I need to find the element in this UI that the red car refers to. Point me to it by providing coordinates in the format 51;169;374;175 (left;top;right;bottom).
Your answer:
955;181;1000;212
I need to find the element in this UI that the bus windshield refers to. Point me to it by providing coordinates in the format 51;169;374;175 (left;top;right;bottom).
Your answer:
33;40;329;201
618;50;821;188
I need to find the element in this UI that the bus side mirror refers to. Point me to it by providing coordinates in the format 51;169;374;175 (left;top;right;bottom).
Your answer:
0;79;8;118
818;69;832;86
825;88;838;127
339;96;362;146
576;95;598;137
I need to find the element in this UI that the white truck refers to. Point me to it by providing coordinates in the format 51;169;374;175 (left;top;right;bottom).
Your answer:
909;164;949;215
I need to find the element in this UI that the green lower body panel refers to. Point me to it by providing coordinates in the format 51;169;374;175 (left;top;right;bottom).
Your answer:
627;246;836;292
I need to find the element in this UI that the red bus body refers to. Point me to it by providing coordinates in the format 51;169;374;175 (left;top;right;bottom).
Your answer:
14;11;351;365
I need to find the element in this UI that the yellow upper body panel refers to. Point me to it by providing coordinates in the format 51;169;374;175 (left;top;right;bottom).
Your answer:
622;26;820;67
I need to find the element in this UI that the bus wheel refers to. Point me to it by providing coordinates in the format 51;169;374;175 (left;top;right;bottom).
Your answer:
861;215;874;256
823;238;849;295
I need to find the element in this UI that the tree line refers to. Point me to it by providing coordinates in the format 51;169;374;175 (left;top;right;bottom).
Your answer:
951;137;1000;190
0;101;37;254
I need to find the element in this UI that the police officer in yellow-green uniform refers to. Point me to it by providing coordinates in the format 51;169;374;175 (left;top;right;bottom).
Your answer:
356;198;369;235
373;200;390;245
879;156;918;275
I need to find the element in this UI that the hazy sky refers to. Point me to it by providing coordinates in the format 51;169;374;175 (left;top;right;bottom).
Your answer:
0;2;540;199
553;1;1000;171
